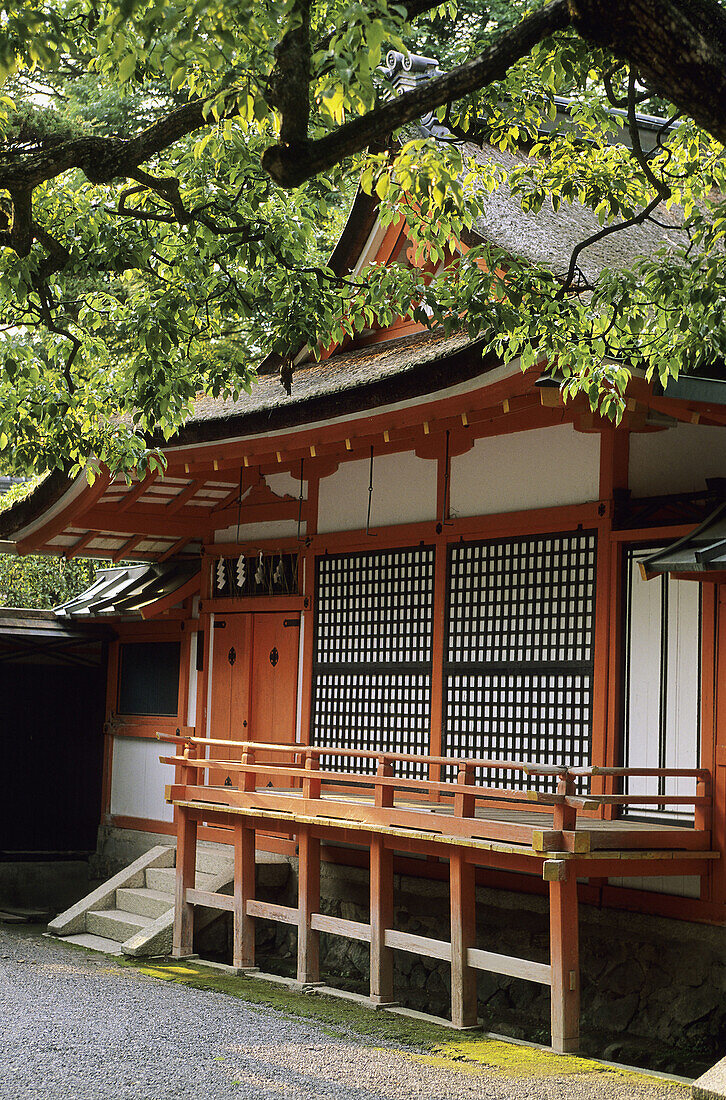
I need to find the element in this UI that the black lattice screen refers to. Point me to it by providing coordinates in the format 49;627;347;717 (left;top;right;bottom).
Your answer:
444;532;596;789
312;547;435;777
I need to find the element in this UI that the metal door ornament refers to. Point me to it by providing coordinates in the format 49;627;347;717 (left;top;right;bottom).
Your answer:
228;647;236;666
269;646;279;667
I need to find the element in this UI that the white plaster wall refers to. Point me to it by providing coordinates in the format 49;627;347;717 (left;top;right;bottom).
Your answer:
214;520;301;543
265;471;306;500
110;736;173;822
450;425;600;517
317;452;437;534
629;423;726;496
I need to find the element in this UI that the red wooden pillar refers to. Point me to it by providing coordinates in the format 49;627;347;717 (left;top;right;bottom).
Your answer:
172;806;197;958
233;823;256;969
297;825;321;985
549;868;580;1053
369;834;394;1005
449;847;477;1028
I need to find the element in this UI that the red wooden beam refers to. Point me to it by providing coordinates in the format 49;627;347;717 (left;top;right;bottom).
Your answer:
141;572;201;620
17;470;112;555
118;470;158;512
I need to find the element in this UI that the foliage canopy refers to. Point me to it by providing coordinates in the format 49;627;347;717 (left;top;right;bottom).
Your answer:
1;0;726;477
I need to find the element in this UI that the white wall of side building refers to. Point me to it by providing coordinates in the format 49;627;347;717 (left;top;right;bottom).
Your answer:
110;736;173;822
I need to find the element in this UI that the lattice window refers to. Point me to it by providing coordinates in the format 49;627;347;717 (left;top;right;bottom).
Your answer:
312;547;435;777
444;532;597;789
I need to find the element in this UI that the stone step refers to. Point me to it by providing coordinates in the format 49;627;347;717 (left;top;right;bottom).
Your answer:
195;844;234;878
59;932;124;956
145;867;219;893
86;908;155;943
115;887;175;920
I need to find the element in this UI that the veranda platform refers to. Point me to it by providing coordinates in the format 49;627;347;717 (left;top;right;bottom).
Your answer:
160;737;718;1054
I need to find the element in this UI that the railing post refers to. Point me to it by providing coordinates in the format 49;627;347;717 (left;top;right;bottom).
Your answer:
233;823;257;970
240;746;256;793
552;769;577;834
181;740;198;788
303;750;321;800
549;865;580;1053
297;824;321;985
450;847;477;1027
369;833;395;1005
172;804;197;958
375;757;394;808
695;772;712;833
454;763;475;820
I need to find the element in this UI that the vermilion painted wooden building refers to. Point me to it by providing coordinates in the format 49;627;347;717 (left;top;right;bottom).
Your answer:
3;124;726;1057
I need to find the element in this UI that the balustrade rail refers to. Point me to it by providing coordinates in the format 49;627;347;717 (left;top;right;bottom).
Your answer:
159;734;712;854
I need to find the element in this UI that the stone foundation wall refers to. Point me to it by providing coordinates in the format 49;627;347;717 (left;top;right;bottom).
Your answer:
254;858;726;1077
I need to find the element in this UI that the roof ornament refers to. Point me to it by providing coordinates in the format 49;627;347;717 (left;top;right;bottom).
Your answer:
381;51;450;140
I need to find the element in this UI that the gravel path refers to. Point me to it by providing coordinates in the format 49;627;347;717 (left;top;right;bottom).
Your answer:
0;925;687;1100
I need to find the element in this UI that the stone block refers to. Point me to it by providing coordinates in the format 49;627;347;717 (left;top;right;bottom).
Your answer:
694;1056;726;1100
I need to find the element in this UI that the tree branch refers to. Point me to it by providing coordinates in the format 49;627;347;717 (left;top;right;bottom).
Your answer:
558;194;664;297
0;92;237;192
268;0;312;146
262;0;572;186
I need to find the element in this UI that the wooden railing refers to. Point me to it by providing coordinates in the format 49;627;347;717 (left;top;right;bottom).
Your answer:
159;735;712;853
160;735;716;1055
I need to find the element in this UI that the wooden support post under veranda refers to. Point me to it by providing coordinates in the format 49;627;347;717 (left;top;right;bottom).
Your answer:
297;825;321;985
172;805;197;958
549;865;580;1053
233;824;256;970
369;833;395;1005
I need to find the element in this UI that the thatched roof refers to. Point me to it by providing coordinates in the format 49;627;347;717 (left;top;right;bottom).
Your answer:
465;140;684;285
156;329;492;447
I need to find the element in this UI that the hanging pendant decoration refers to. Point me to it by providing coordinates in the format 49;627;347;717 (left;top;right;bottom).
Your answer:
273;553;283;587
441;428;453;528
216;556;226;590
236;554;246;590
255;550;264;586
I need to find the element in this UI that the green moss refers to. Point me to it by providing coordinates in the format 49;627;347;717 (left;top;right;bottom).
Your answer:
108;959;685;1088
0;474;44;514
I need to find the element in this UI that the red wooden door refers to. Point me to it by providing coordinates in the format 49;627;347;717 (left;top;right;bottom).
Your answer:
208;614;250;787
249;612;301;786
207;612;300;789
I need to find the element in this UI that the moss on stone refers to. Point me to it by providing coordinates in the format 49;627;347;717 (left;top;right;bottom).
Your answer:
116;958;686;1088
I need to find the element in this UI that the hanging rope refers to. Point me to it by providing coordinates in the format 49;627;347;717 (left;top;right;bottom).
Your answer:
235;465;243;544
442;429;453;526
297;457;304;542
366;445;376;537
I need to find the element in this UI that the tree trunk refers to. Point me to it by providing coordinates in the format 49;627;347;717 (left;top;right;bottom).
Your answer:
569;0;726;145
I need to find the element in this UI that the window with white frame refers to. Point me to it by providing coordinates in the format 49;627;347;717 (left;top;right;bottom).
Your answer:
622;548;701;822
